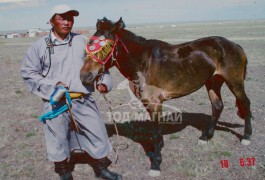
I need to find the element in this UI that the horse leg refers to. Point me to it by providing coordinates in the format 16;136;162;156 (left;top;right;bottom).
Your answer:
226;81;252;145
199;75;224;144
145;103;164;177
148;119;164;177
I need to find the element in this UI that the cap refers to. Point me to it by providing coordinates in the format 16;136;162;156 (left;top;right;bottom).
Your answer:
50;4;79;19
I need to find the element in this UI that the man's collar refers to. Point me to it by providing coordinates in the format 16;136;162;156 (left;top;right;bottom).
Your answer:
50;31;71;45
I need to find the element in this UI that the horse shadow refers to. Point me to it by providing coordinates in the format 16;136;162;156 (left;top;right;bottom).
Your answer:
105;112;244;155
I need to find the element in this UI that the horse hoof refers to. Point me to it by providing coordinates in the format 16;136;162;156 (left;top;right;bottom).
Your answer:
148;170;161;177
198;139;208;145
241;139;251;146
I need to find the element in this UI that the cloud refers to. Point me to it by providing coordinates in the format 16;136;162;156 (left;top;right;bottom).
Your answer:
0;0;28;3
0;0;45;10
0;0;29;3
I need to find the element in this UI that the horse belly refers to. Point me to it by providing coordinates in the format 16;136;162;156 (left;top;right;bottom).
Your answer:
152;58;215;99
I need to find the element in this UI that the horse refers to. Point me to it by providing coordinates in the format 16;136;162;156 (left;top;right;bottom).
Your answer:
80;17;252;177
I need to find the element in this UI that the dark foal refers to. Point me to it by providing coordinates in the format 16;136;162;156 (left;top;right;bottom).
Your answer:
80;17;252;177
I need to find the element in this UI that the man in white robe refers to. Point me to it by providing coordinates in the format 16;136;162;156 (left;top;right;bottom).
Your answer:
21;4;122;180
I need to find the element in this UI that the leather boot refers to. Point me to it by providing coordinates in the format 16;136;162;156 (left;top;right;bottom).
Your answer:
54;159;74;180
90;157;122;180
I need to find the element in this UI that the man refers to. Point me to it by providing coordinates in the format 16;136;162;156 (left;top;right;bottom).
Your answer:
21;4;122;180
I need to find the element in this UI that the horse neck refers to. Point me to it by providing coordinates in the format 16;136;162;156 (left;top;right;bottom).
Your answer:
115;30;147;80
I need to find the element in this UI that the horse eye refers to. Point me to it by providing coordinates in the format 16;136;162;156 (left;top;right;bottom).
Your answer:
88;39;94;45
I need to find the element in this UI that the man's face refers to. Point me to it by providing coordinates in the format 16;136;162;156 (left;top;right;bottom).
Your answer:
50;13;74;38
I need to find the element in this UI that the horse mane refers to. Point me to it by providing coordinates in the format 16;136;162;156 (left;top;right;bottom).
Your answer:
118;29;147;45
118;28;171;48
98;17;170;47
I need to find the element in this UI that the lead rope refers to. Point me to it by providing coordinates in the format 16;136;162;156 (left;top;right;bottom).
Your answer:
101;93;129;165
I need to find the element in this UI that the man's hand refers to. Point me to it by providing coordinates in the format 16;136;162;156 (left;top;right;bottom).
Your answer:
96;84;108;93
56;82;68;89
50;83;68;105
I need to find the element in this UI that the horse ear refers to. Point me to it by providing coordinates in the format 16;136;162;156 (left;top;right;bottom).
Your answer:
111;17;125;32
117;17;126;29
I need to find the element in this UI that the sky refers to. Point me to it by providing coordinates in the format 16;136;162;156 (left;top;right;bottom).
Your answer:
0;0;265;32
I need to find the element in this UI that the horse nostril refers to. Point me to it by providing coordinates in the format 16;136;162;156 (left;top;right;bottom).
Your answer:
80;72;93;83
87;72;93;80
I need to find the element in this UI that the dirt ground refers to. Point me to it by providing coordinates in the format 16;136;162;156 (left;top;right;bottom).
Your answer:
0;20;264;180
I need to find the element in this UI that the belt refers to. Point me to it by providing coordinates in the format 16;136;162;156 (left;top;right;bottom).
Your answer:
42;92;87;102
69;92;86;99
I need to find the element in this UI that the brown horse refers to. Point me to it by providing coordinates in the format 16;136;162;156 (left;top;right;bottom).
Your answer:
80;17;252;177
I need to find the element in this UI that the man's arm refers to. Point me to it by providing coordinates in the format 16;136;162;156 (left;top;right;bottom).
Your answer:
21;43;61;100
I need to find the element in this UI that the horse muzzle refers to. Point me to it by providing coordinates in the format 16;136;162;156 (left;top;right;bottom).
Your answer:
80;71;96;85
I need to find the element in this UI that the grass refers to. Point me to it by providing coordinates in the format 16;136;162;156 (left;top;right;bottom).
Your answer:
17;150;32;159
210;151;232;159
0;167;13;180
31;114;39;118
15;90;22;94
26;131;36;138
0;39;4;45
246;77;253;81
169;133;180;140
198;102;205;106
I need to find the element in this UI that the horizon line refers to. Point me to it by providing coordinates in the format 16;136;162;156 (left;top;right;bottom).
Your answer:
1;18;265;33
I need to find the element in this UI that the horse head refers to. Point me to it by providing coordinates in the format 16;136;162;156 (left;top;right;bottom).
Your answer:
80;17;126;85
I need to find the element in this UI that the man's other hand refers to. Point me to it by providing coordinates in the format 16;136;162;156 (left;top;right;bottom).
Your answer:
96;84;108;93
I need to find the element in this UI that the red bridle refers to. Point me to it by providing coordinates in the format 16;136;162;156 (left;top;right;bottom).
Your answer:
86;35;129;66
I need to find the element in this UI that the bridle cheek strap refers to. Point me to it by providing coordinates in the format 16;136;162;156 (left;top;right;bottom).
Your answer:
117;35;129;54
